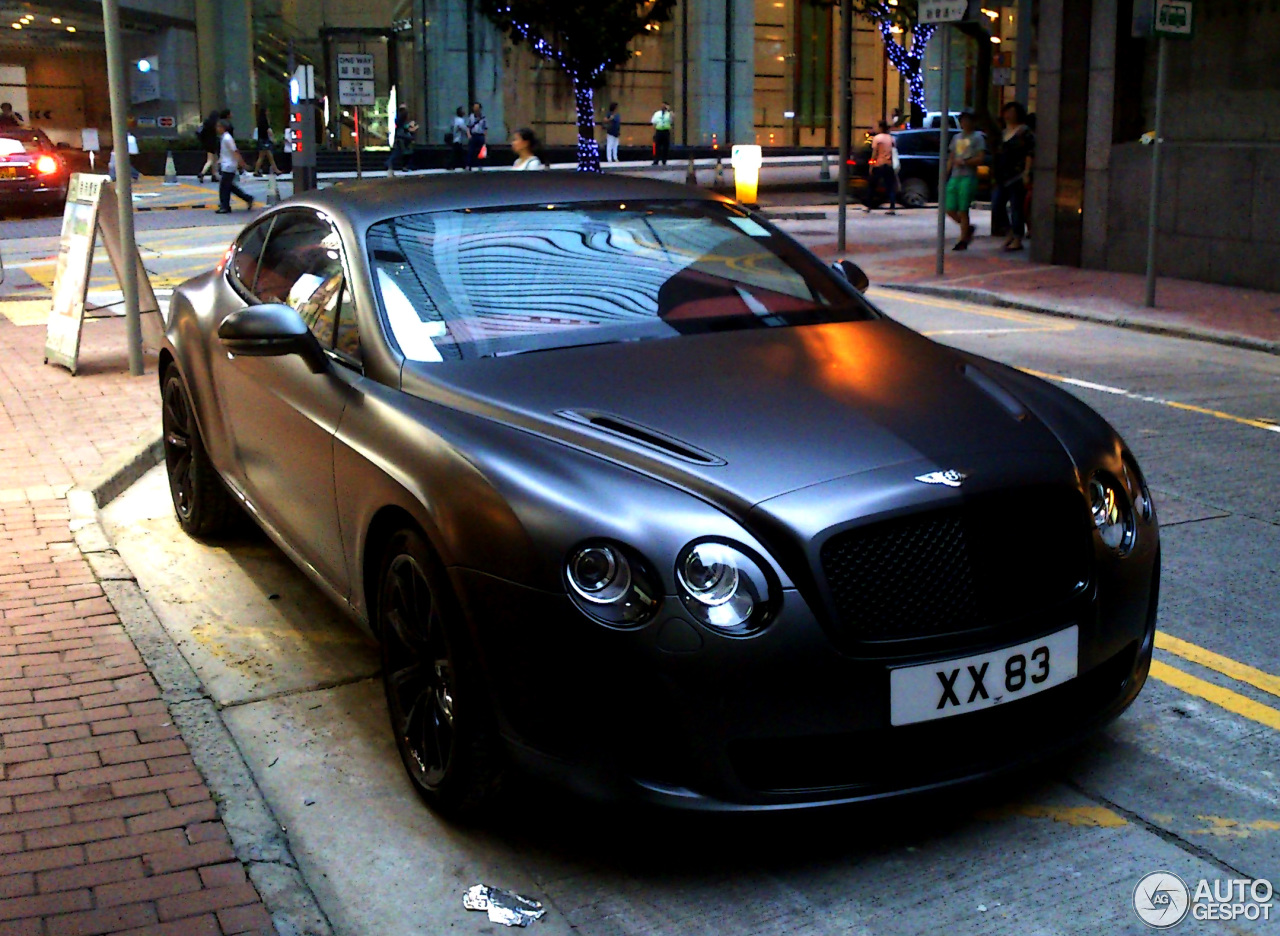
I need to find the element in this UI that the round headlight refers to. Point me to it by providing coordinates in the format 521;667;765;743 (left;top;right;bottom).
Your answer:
565;543;658;626
567;545;628;602
1089;472;1135;553
677;542;772;631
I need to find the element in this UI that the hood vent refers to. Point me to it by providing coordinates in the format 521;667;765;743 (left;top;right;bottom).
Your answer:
556;410;727;466
961;364;1027;422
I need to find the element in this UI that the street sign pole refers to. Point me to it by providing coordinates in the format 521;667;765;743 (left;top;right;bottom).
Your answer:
101;0;143;377
936;25;950;277
355;106;362;180
837;0;852;253
1144;36;1167;308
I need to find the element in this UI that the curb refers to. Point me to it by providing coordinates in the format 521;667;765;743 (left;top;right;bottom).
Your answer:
69;438;334;936
879;283;1280;357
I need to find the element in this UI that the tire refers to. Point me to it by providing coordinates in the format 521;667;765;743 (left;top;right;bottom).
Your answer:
377;528;504;819
900;177;930;208
161;366;238;537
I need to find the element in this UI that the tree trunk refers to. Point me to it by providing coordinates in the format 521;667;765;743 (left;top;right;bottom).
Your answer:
573;79;601;173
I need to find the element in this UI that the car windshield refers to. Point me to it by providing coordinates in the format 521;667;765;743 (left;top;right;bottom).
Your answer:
367;200;873;361
0;132;49;155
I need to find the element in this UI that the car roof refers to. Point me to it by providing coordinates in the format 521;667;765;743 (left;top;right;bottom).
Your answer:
0;129;46;142
284;172;732;229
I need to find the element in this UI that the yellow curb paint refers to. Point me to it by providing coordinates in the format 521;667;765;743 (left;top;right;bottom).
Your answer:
0;300;51;327
1156;632;1280;700
977;804;1128;828
1149;660;1280;731
1188;816;1280;839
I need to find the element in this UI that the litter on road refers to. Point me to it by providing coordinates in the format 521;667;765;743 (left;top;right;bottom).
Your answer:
463;884;547;927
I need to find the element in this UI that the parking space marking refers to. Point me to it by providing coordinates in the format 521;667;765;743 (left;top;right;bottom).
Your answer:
1156;632;1280;700
872;290;1280;434
1020;367;1280;436
922;326;1075;337
1149;659;1280;732
869;287;1062;326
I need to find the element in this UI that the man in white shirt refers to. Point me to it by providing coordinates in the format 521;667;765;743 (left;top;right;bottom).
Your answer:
650;103;672;166
215;120;254;214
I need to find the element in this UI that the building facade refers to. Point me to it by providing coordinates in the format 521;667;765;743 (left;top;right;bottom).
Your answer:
1032;0;1280;292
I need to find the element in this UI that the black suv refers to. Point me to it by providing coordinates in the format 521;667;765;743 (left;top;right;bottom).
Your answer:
851;129;991;208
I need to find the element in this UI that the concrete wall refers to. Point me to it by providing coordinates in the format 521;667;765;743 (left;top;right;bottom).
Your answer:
1104;142;1280;292
685;0;754;148
1036;0;1280;292
423;0;506;145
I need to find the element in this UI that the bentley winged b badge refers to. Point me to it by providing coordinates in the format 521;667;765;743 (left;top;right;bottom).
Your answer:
914;469;967;488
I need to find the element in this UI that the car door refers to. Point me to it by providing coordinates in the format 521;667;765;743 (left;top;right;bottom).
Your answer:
215;208;361;597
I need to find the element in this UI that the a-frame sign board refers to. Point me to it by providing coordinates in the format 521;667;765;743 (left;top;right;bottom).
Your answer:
44;173;162;375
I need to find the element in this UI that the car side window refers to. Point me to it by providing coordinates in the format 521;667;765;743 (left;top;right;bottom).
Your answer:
230;218;272;297
333;285;362;364
255;212;348;351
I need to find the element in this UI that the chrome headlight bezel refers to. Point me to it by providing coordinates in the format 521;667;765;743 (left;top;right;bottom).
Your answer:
1089;470;1137;555
1121;453;1155;525
564;541;660;628
675;539;775;635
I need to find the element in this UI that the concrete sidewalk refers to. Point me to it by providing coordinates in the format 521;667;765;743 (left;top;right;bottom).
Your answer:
0;319;279;935
773;206;1280;354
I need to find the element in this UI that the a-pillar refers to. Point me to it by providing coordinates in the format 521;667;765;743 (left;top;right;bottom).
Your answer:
195;0;255;129
683;0;754;149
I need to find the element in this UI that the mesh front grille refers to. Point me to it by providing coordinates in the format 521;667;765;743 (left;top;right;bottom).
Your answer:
818;486;1091;645
821;509;978;642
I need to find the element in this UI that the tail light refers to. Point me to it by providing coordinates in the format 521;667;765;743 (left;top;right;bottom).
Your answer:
215;243;236;276
35;155;59;176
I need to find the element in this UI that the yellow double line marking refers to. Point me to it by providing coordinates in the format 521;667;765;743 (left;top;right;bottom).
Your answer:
1152;632;1280;731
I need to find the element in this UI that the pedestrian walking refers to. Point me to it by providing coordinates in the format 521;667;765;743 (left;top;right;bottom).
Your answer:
214;120;254;214
945;110;986;251
466;102;488;171
449;106;469;170
861;120;898;215
605;102;621;163
651;102;672;166
197;109;229;183
889;107;907;131
386;106;417;176
252;106;279;177
993;101;1034;251
511;128;544;170
0;102;23;128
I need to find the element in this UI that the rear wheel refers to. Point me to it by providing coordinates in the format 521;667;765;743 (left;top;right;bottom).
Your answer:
161;367;237;537
900;177;930;208
377;528;503;818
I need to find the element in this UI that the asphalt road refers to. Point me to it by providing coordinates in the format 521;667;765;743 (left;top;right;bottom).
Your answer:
95;280;1280;935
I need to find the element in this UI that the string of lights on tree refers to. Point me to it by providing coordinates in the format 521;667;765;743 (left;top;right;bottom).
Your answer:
488;3;612;173
863;1;936;110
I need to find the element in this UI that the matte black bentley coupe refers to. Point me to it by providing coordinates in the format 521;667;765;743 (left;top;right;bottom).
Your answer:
161;173;1159;815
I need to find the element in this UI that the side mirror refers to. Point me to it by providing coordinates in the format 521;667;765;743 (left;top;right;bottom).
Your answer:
217;304;328;373
832;259;870;293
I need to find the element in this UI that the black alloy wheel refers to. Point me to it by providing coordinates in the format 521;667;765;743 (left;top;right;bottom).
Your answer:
161;367;236;537
899;177;930;209
377;529;502;817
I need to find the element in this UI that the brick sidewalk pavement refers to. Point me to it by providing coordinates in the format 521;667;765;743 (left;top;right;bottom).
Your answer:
0;316;275;935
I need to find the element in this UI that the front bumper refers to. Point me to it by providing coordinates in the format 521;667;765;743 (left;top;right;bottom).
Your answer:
452;549;1158;811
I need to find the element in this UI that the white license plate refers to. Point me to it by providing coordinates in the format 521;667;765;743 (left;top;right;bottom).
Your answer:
889;626;1079;727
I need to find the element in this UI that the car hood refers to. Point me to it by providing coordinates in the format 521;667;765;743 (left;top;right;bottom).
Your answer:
401;318;1072;507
